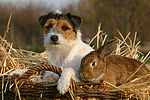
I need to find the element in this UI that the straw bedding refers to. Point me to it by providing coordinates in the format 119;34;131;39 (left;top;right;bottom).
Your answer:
0;29;150;99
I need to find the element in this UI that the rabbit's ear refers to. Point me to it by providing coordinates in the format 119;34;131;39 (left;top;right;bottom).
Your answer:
97;39;117;61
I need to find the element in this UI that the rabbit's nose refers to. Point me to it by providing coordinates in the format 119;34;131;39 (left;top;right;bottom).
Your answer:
80;73;88;79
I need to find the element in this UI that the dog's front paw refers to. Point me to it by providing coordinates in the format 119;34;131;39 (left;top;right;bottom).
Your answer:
9;69;28;76
57;76;70;95
57;68;76;95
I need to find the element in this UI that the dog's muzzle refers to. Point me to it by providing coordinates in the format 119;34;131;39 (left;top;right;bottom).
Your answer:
50;35;58;44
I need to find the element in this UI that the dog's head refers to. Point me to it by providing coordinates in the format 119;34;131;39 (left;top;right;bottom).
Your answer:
38;12;82;51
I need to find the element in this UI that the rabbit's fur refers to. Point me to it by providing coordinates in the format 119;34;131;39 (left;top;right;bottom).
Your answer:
79;40;150;85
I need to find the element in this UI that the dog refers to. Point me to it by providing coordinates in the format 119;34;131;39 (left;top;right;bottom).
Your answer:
38;12;94;94
9;11;94;94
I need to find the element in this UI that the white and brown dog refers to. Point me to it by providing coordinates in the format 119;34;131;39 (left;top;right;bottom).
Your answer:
9;12;94;95
38;12;94;94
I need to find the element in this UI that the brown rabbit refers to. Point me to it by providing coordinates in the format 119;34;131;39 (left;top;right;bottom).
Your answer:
79;40;150;86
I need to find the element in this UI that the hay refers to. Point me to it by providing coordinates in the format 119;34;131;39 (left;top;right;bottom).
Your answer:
0;22;150;100
0;36;64;99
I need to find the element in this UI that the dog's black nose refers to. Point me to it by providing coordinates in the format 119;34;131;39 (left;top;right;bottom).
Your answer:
50;35;58;42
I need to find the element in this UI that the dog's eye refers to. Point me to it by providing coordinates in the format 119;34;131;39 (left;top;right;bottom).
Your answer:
62;26;70;31
45;24;53;29
90;61;97;68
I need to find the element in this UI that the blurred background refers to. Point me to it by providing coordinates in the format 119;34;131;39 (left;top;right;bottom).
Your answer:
0;0;150;54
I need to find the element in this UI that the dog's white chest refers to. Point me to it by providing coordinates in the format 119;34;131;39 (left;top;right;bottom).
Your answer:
48;50;67;68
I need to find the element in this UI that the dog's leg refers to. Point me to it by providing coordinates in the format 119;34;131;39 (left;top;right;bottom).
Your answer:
57;67;77;94
9;69;28;76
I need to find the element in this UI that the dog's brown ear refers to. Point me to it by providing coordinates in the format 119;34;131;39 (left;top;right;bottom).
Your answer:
66;13;82;29
38;12;54;28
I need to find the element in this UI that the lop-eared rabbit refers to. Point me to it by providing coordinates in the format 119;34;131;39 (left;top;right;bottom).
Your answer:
79;40;150;85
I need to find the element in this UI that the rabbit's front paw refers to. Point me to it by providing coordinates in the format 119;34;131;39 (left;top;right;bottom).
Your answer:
57;76;70;95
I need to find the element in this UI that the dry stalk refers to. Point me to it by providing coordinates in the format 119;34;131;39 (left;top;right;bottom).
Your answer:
88;23;107;48
1;12;13;45
0;12;13;100
124;57;150;84
15;79;21;100
103;81;126;93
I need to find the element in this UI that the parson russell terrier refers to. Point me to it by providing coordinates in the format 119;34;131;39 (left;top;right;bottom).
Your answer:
9;12;94;94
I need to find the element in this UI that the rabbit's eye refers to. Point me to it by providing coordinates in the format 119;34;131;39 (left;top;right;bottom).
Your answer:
90;61;97;68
